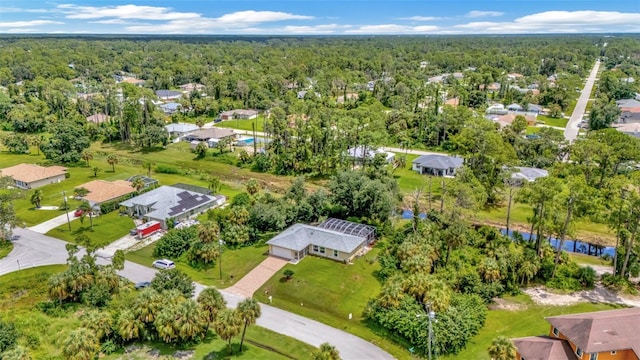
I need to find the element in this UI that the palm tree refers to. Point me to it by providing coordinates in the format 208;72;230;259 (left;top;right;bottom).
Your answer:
131;177;145;192
106;154;118;172
488;336;516;360
312;343;341;360
62;328;100;360
81;150;93;167
1;345;31;360
246;179;261;196
48;273;70;305
155;305;179;343
30;189;43;209
142;161;154;177
117;309;143;342
73;187;89;200
197;287;227;323
91;166;100;178
81;310;113;341
174;299;207;343
208;176;221;194
237;297;261;351
213;308;243;353
195;118;205;129
77;201;95;230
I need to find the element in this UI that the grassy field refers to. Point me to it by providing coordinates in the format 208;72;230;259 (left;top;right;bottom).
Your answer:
126;241;270;288
255;248;412;360
0;265;315;360
215;116;269;132
525;126;542;135
0;241;13;259
441;294;623;360
537;115;568;128
393;154;448;195
569;252;610;266
45;211;134;247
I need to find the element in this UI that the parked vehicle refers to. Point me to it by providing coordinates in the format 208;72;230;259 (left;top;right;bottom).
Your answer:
129;229;138;236
152;259;175;269
74;209;85;217
136;221;161;239
135;281;151;289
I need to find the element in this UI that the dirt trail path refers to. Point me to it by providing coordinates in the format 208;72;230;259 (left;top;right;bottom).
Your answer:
524;285;640;307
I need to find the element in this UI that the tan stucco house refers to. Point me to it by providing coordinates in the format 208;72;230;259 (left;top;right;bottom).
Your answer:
76;180;136;208
267;218;375;263
0;164;67;189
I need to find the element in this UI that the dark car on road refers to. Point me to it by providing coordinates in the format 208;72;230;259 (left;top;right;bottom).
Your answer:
135;281;151;289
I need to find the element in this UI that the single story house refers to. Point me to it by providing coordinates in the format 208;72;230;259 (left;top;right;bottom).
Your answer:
267;218;375;262
507;103;523;111
347;146;394;163
179;83;205;92
160;102;181;114
76;179;136;208
492;114;537;128
444;97;460;107
507;73;524;80
120;185;225;229
616;99;640;109
86;113;110;124
526;104;544;113
0;164;67;189
120;77;146;86
165;123;199;139
126;175;159;189
510;166;549;185
183;128;236;143
219;109;258;120
155;90;182;101
613;123;640;137
486;103;508;115
412;154;463;177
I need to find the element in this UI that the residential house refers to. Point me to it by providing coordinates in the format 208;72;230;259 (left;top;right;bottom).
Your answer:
267;218;375;262
76;180;136;209
155;90;182;101
159;102;181;115
183;128;236;145
86;113;110;124
507;103;524;112
347;146;395;163
0;164;67;189
616;99;640;124
526;104;544;114
337;93;359;103
444;98;460;107
412;154;463;177
120;77;146;86
507;73;524;81
547;74;559;82
486;103;508;115
179;83;205;92
492;114;537;129
613;123;640;138
219;109;258;120
165;123;199;140
509;166;549;185
120;185;225;229
513;307;640;360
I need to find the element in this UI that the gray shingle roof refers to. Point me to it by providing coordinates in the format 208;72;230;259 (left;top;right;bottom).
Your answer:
511;166;548;182
165;123;198;134
120;185;216;221
267;224;367;253
412;154;463;170
156;90;182;98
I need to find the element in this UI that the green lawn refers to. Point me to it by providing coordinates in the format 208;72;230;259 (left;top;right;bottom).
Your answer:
537;115;568;128
255;249;412;360
126;241;269;288
569;252;610;266
45;211;134;247
0;241;13;260
525;126;542;135
0;265;315;360
442;294;623;360
393;154;448;194
215;116;269;132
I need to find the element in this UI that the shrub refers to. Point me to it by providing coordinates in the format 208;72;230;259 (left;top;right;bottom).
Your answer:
154;227;197;259
0;320;18;353
81;282;113;307
283;269;294;279
576;266;597;288
151;268;195;297
100;339;120;355
155;164;180;174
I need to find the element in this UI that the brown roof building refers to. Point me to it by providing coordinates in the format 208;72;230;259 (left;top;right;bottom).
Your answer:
77;180;136;206
494;114;537;128
0;164;67;189
513;307;640;360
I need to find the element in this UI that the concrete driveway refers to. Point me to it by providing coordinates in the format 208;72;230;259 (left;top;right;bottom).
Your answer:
0;228;395;360
28;211;78;234
224;256;288;298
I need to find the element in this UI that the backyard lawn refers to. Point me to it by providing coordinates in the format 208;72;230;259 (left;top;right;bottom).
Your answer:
442;294;623;360
126;241;269;288
537;115;568;128
393;154;448;195
525;126;542;135
214;116;269;132
255;248;412;360
45;211;134;247
0;265;315;360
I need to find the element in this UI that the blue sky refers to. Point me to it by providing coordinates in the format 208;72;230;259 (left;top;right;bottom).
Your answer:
0;0;639;34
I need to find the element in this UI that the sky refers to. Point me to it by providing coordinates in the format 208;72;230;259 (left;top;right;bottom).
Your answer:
0;0;639;35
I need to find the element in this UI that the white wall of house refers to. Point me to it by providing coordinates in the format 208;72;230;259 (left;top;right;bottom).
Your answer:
22;174;66;189
269;245;294;260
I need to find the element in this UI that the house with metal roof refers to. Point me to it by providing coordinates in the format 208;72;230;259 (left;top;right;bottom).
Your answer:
513;307;640;360
346;146;394;163
165;123;199;140
412;154;464;177
267;218;375;263
510;166;548;185
120;185;225;229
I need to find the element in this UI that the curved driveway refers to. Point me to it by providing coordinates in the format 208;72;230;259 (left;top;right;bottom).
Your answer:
1;227;394;360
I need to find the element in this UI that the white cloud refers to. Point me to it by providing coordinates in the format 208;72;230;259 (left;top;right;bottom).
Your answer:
90;19;134;25
396;16;441;21
454;10;640;33
345;24;439;34
0;20;63;28
466;11;504;18
279;24;349;34
215;10;312;24
0;7;49;13
58;4;200;20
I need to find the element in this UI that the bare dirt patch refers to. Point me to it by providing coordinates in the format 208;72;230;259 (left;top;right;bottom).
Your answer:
524;285;640;307
489;297;526;311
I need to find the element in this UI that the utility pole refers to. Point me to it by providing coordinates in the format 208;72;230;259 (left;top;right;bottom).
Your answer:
417;305;437;360
62;190;71;231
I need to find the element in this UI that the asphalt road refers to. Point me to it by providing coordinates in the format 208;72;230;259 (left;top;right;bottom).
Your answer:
564;59;601;142
1;227;394;360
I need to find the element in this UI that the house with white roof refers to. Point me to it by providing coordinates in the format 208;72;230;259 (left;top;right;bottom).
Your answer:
346;146;394;163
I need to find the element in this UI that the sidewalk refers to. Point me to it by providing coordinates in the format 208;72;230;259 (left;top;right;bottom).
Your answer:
28;211;78;234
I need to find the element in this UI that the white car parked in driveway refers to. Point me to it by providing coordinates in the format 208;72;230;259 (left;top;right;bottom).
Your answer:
152;259;175;269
